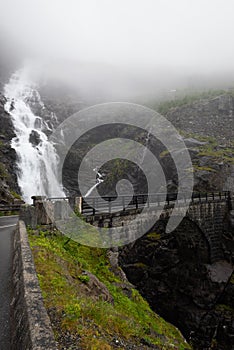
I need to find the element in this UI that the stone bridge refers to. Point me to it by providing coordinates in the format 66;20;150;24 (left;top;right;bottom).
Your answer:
20;191;233;264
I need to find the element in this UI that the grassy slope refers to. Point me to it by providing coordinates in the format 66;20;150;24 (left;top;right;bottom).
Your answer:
148;89;233;115
28;227;190;350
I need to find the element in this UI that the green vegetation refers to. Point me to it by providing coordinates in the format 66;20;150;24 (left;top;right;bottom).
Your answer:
28;227;190;349
178;131;234;165
215;304;234;313
0;162;7;178
150;89;228;114
0;210;19;216
146;232;161;240
10;190;21;200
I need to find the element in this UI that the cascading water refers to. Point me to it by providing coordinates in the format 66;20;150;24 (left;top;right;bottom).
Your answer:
4;66;65;203
84;167;104;197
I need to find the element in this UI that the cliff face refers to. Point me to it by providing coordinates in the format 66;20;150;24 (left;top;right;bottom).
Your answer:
0;93;20;203
165;94;234;146
119;214;234;350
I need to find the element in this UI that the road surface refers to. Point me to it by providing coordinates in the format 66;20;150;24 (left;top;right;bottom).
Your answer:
0;215;18;350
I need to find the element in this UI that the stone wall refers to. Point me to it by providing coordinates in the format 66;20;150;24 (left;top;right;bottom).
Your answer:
86;199;229;262
12;220;57;350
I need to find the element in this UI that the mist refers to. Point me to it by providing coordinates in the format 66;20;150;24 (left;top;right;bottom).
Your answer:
1;0;234;98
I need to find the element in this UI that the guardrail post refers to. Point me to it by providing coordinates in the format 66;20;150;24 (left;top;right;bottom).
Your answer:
74;197;82;214
227;191;232;210
92;198;96;216
135;196;138;210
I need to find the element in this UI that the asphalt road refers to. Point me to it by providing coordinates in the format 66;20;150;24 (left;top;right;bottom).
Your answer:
0;216;18;350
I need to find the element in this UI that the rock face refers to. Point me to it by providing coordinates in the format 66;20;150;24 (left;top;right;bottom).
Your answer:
0;93;20;203
119;215;234;350
165;94;234;146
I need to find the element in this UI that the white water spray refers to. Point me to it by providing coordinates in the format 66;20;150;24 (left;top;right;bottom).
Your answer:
84;167;104;197
4;66;65;203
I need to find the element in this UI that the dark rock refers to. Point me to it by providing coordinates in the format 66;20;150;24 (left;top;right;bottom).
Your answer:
119;215;234;350
165;94;234;145
29;130;41;147
0;92;20;202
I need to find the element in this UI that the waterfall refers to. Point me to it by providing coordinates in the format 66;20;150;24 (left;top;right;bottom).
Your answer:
84;167;104;197
4;66;65;203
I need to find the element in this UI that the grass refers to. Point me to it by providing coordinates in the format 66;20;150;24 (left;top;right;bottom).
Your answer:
28;227;190;349
10;190;21;200
177;130;234;165
151;89;228;115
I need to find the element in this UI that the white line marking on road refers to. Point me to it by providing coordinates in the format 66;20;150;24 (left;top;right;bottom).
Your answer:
0;224;17;229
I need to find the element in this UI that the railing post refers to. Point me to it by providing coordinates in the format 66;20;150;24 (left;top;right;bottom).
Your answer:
227;191;232;210
92;198;95;216
108;197;111;214
75;197;83;214
135;196;138;210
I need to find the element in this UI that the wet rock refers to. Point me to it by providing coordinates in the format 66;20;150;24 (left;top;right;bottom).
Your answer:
0;92;20;202
79;271;114;303
119;216;234;350
29;129;41;147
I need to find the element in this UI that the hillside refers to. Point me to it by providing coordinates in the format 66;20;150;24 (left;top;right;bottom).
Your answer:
28;227;190;350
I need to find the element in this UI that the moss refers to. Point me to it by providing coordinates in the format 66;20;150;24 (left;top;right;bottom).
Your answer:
0;162;7;178
160;150;170;158
146;232;161;240
132;262;148;269
10;190;21;200
177;130;234;165
28;228;190;349
193;165;216;172
215;304;234;313
229;273;234;284
78;275;90;283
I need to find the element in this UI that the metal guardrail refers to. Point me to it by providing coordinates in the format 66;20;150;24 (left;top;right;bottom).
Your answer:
80;191;231;216
0;204;22;212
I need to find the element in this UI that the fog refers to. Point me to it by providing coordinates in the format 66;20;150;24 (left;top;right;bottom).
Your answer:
1;0;234;97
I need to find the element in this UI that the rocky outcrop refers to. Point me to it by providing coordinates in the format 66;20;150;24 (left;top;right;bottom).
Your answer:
165;94;234;146
119;215;234;350
0;93;20;203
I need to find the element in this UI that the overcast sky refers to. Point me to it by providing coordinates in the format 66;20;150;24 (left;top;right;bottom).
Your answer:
1;0;234;96
0;0;234;71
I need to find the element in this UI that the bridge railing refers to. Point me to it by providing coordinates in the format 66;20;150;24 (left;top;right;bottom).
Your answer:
80;191;230;215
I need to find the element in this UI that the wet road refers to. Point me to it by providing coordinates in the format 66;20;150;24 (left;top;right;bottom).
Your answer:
0;216;18;350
